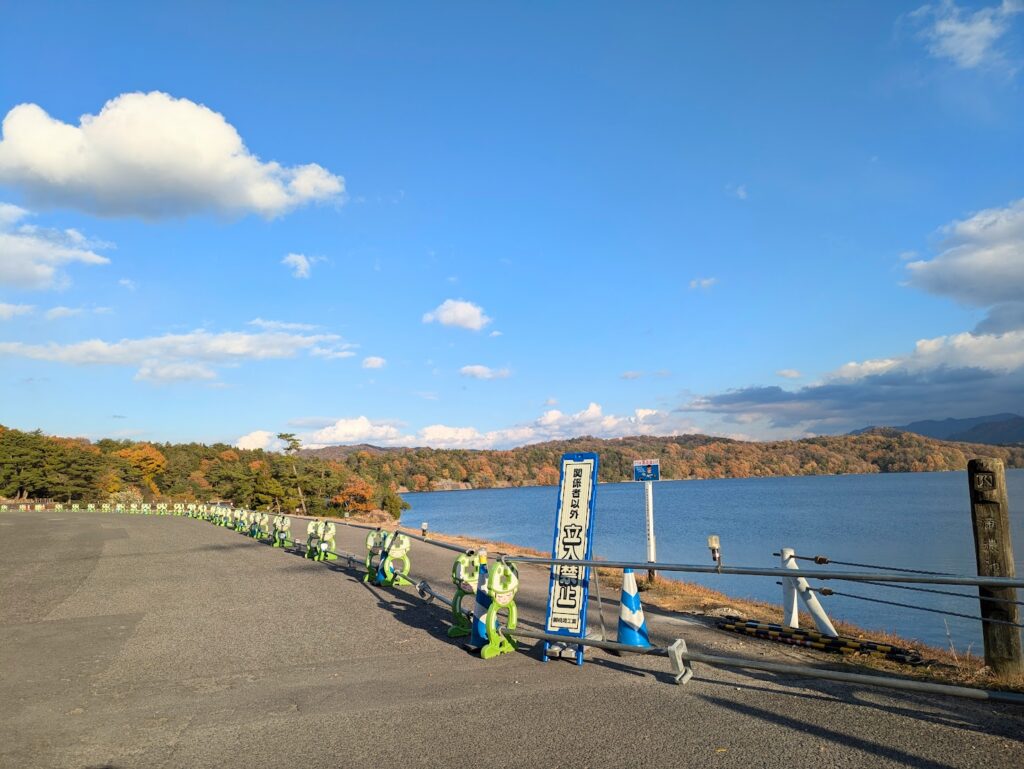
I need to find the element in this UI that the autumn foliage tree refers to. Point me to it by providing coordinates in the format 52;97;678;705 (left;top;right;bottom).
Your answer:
333;478;376;513
114;444;168;496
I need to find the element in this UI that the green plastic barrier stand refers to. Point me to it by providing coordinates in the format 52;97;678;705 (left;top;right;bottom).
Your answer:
447;553;480;638
364;528;388;581
272;515;291;547
305;519;323;559
378;533;412;586
481;561;519;659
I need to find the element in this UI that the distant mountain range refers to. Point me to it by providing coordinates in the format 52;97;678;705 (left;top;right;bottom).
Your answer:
851;413;1024;445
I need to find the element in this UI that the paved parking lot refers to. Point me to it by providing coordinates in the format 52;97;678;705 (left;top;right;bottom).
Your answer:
2;511;1022;769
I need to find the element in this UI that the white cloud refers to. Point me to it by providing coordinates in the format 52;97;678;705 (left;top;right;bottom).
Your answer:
489;330;503;337
412;403;694;449
906;198;1024;332
0;328;341;382
0;203;110;289
689;277;718;290
776;369;802;379
0;92;344;219
235;430;285;452
44;306;82;320
460;364;510;380
135;361;217;383
362;356;386;369
688;330;1024;433
0;302;33;320
832;330;1024;380
910;0;1022;70
725;182;748;200
309;416;409;445
282;253;322;279
621;370;643;380
295;402;696;450
118;278;136;290
248;317;318;331
311;346;356;359
423;299;492;330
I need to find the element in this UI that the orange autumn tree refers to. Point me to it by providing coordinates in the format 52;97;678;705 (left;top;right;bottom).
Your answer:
333;477;377;513
115;444;168;496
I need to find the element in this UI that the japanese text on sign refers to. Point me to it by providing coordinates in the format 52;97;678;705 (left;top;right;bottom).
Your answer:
546;456;596;633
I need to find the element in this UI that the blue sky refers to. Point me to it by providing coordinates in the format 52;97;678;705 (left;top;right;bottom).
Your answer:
1;1;1022;450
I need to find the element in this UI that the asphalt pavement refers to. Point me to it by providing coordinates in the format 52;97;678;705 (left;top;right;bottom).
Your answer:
2;511;1022;769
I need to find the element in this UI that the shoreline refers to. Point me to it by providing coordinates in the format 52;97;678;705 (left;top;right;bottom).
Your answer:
398;466;1024;495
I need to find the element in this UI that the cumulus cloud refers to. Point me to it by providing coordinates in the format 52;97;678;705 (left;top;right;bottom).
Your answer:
0;328;346;382
423;299;492;330
362;356;386;369
293;403;697;450
909;0;1022;70
907;198;1024;332
410;403;695;449
311;346;356;360
776;369;802;379
118;278;136;291
689;277;718;290
44;306;82;320
282;253;323;279
248;317;317;331
0;92;344;219
460;364;509;380
309;416;409;446
0;203;110;289
687;330;1024;433
136;361;218;383
235;430;285;451
0;302;33;320
621;371;643;380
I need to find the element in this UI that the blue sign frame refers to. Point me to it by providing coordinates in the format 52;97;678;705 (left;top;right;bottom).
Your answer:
542;451;599;666
633;461;660;482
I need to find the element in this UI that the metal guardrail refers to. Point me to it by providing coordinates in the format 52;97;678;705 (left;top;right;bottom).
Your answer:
504;555;1024;589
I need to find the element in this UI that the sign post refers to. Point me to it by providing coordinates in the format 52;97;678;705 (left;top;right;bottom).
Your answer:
633;459;660;582
967;458;1023;676
543;451;600;666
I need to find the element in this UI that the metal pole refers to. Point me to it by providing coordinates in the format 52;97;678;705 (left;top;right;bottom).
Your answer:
675;647;1024;706
645;479;656;582
781;548;799;629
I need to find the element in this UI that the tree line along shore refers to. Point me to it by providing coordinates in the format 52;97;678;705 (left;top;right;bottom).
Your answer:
1;425;1021;517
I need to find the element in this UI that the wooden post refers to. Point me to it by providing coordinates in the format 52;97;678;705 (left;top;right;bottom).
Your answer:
967;458;1023;677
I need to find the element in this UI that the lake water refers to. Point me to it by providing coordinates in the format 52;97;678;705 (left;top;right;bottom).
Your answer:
402;470;1024;651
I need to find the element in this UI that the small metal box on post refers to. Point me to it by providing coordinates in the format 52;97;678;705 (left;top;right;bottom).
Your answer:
967;458;1023;677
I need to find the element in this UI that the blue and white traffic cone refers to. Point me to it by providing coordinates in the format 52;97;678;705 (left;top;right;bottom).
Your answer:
464;551;492;652
616;568;651;649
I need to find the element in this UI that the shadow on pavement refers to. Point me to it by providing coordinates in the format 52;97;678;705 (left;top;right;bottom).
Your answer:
699;694;962;769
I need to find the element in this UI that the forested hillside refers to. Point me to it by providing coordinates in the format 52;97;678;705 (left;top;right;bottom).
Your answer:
2;424;1022;515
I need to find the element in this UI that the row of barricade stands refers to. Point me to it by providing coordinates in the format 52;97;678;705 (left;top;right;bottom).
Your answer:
204;508;524;659
10;498;1024;704
5;500;647;666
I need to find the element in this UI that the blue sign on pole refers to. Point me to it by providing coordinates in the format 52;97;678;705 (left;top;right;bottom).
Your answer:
633;458;660;482
543;451;599;666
